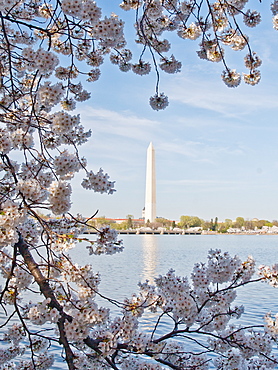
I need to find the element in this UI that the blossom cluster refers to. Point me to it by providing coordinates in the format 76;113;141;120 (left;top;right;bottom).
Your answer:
81;168;116;194
27;298;60;325
0;0;271;117
149;93;169;111
48;111;92;146
3;324;25;346
22;47;59;76
46;216;87;252
258;263;278;287
48;180;72;215
53;149;85;178
265;312;278;339
0;200;26;247
0;346;25;367
17;217;42;245
17;352;55;370
77;249;275;369
87;226;124;255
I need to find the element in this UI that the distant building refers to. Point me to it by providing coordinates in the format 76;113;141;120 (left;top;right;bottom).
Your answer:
142;207;145;220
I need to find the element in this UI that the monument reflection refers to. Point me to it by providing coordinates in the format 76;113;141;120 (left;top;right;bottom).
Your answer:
141;235;167;334
141;234;158;284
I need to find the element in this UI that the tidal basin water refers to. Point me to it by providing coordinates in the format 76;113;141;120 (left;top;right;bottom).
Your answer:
3;234;278;369
70;234;278;368
72;234;278;323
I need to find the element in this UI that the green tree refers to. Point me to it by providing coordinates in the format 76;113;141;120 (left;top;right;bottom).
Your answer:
218;223;228;233
225;219;233;229
214;217;218;231
243;220;253;230
272;220;278;227
156;217;172;228
179;216;203;229
94;216;113;228
253;219;272;229
126;215;133;229
110;222;123;231
235;217;245;229
208;217;218;231
179;215;191;229
216;218;233;233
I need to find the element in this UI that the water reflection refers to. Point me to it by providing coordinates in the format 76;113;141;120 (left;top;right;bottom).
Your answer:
140;235;160;333
141;235;158;284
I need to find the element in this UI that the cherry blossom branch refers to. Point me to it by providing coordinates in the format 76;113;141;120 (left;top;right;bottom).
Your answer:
15;234;76;370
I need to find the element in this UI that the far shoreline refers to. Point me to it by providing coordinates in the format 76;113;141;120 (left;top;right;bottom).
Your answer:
84;230;278;236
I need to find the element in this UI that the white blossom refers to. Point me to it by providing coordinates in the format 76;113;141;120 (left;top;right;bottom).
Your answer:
243;69;261;85
132;61;151;75
149;93;169;111
48;180;72;214
159;55;181;73
81;168;116;194
222;68;241;87
87;226;124;255
28;298;60;325
178;23;202;40
243;10;261;28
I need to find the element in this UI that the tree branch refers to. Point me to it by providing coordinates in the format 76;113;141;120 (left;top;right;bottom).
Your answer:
15;235;76;370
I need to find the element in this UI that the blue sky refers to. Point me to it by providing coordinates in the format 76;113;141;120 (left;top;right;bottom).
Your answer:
70;3;278;222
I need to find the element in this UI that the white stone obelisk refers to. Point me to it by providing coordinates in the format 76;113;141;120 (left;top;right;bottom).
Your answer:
144;142;156;223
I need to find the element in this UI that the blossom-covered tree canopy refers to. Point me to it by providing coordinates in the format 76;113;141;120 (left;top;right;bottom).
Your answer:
1;0;278;369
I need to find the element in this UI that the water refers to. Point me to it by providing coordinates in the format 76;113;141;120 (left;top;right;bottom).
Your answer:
71;234;278;312
2;234;278;368
72;234;278;367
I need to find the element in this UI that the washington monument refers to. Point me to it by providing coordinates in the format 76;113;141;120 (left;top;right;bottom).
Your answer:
144;142;156;223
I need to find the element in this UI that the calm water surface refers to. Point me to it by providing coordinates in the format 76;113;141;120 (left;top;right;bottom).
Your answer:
72;234;278;314
72;234;278;367
2;235;278;368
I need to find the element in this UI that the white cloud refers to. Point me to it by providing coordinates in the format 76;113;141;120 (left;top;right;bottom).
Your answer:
160;178;245;186
79;106;161;140
166;73;278;118
158;139;246;164
74;106;165;168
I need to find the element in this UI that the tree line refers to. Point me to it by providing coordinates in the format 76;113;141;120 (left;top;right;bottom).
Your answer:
88;215;278;233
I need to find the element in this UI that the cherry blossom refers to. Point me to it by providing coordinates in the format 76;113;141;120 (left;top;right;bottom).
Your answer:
0;0;278;369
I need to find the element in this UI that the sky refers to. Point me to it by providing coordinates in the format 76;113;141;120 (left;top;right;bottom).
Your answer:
70;3;278;222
